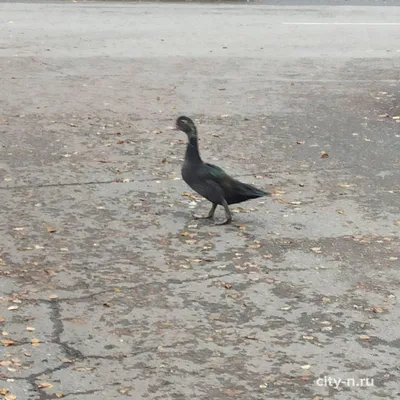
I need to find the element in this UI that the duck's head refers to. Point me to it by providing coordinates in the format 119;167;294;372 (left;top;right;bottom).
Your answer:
175;116;197;136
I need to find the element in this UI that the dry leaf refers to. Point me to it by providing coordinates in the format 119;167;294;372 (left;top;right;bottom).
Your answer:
359;335;370;340
310;247;322;253
336;209;344;214
302;335;314;340
55;394;64;399
222;389;244;396
49;294;58;299
31;338;40;346
224;283;232;289
321;326;332;332
26;327;35;332
371;307;383;313
0;388;9;395
46;226;56;233
5;395;16;400
151;129;162;134
0;361;12;366
7;306;18;311
320;151;329;158
271;189;285;195
119;387;131;394
1;339;15;347
296;141;305;144
38;382;53;389
338;183;351;188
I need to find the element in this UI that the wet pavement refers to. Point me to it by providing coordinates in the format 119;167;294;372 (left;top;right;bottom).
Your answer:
1;1;400;399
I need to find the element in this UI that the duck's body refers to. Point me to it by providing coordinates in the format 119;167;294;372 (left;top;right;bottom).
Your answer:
176;116;269;225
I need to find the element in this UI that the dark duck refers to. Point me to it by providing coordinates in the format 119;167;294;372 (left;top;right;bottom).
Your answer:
175;116;269;225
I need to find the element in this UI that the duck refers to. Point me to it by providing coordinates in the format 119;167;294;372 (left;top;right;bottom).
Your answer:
175;116;269;225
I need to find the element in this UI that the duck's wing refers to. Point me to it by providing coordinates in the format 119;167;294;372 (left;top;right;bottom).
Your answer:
202;163;232;181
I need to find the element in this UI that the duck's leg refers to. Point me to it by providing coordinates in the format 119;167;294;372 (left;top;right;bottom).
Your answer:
192;203;217;220
214;199;232;225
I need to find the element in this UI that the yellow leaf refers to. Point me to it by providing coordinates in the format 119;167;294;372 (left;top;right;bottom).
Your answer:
31;338;40;346
222;389;244;396
5;395;17;400
1;339;15;347
0;388;9;395
38;382;53;389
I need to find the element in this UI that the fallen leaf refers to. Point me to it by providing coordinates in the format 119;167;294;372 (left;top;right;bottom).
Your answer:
336;209;344;214
0;388;9;395
322;296;330;303
161;158;167;164
338;183;351;188
301;364;311;370
61;358;73;364
320;151;329;158
151;129;162;134
271;189;285;195
49;294;58;299
1;339;15;347
302;335;314;340
224;283;232;289
5;395;16;400
222;389;244;396
0;361;12;366
117;140;125;144
103;302;111;308
7;306;18;311
243;335;257;340
296;141;305;144
38;382;53;389
310;247;322;253
119;387;131;394
55;394;64;399
46;226;56;233
321;326;332;332
31;338;40;346
26;327;35;332
280;306;292;311
359;335;370;340
371;307;383;313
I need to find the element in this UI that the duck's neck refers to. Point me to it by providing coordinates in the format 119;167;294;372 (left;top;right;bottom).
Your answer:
185;133;202;164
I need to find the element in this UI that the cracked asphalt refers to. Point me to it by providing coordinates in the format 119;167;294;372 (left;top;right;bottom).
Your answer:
0;1;399;399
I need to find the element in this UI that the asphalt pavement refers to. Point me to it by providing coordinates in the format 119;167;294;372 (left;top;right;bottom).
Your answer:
0;1;399;399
